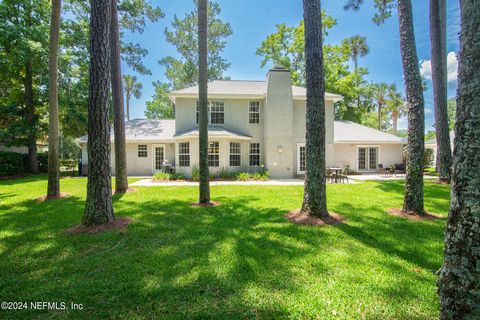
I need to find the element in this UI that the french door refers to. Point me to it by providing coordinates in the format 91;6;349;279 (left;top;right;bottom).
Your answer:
358;146;378;171
152;144;165;172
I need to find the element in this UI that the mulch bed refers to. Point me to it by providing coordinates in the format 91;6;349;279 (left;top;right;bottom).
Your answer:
387;208;442;221
66;217;132;234
284;210;345;226
36;193;71;202
190;201;221;207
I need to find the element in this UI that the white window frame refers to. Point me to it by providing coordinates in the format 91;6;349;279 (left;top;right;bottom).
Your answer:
297;143;306;174
249;143;261;166
152;144;165;173
208;141;220;167
356;145;380;172
249;101;260;124
178;142;190;167
196;100;224;124
138;144;148;158
229;142;241;167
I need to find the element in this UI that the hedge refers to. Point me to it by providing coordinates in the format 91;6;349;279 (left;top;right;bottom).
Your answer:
0;151;48;176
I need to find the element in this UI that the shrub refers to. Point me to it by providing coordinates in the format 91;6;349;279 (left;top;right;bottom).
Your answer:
170;172;185;181
191;166;200;181
423;148;435;168
255;170;270;181
30;152;48;173
153;172;171;181
236;172;251;181
0;151;25;176
218;167;233;179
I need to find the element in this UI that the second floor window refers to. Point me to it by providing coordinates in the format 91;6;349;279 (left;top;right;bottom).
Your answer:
196;100;225;124
208;141;220;167
249;101;260;124
249;143;260;166
178;142;190;167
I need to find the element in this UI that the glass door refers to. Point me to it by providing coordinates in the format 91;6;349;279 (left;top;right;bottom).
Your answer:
153;145;165;172
358;147;378;171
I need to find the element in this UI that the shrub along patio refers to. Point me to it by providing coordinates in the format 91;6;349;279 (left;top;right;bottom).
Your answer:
0;175;450;319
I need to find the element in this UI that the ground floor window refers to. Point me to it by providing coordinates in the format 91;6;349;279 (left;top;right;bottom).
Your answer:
249;143;260;166
179;142;190;167
358;146;378;171
298;145;306;173
208;141;220;167
229;142;241;167
138;144;148;158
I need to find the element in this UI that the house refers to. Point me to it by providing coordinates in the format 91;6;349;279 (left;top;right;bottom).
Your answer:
425;131;455;165
77;66;405;178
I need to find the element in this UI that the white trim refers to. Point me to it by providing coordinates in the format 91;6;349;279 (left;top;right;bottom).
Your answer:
297;143;306;174
152;144;166;173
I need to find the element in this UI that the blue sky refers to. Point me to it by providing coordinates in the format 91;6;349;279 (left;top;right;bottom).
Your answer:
123;0;461;132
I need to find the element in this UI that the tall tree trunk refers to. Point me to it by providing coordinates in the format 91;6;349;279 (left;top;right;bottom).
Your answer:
429;0;452;183
110;0;128;193
398;0;425;215
24;59;38;173
197;0;210;204
47;0;61;197
83;0;114;226
437;1;480;318
301;0;328;218
392;110;398;135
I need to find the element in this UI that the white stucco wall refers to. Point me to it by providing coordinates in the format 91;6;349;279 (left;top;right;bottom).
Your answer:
333;143;404;172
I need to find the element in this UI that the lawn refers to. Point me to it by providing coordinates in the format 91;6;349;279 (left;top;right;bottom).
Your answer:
0;175;450;319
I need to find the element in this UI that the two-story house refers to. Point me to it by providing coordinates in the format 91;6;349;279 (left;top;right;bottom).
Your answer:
77;66;405;178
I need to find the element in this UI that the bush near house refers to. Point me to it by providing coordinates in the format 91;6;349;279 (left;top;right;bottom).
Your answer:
153;172;185;181
0;151;49;176
423;148;435;168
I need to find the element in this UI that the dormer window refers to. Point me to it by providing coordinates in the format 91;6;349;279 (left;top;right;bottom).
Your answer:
196;100;224;124
249;101;260;124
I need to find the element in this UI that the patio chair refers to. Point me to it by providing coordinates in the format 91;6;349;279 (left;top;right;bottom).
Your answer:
394;163;405;176
326;168;334;183
338;168;349;183
378;164;386;177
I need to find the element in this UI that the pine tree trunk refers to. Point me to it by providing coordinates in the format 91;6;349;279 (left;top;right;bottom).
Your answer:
437;1;480;318
429;0;452;183
398;0;425;215
24;59;38;173
110;0;128;193
47;0;61;197
301;0;328;218
83;0;114;226
197;0;210;204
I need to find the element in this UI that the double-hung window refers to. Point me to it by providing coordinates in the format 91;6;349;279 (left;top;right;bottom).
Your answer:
208;141;220;167
249;143;260;166
178;142;190;167
249;101;260;124
196;101;224;124
138;145;148;158
229;142;241;167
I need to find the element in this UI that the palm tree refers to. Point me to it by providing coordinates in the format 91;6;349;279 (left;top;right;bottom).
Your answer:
344;35;369;70
398;0;425;215
110;0;128;193
122;75;142;121
429;0;451;183
83;0;115;226
371;82;392;130
197;0;210;204
301;0;328;218
47;0;61;198
437;1;480;318
386;88;406;135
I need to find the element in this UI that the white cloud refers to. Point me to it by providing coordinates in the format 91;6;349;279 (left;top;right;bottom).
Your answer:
425;107;433;115
419;51;458;84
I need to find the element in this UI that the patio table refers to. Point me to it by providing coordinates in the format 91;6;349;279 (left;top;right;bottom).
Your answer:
328;167;343;183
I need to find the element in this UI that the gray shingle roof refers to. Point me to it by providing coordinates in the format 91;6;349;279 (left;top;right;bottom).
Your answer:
173;126;252;140
170;80;343;101
334;121;405;143
425;131;455;145
76;119;176;143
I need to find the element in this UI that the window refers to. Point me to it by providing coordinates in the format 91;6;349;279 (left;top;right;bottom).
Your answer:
249;143;260;166
229;142;241;167
196;100;224;124
210;101;224;124
208;141;220;167
138;145;147;158
299;145;306;173
249;101;260;124
178;142;190;167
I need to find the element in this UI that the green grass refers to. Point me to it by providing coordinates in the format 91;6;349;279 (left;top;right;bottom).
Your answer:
0;175;450;319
